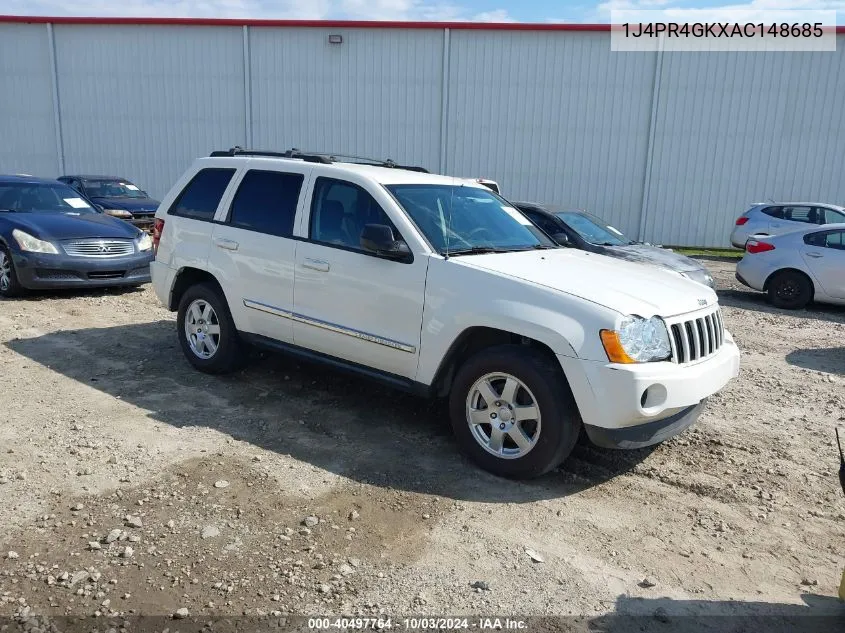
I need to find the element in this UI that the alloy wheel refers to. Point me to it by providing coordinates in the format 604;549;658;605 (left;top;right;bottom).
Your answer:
465;372;542;459
184;299;221;359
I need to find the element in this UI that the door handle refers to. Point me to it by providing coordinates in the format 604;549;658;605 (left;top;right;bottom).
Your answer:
806;252;824;258
303;258;330;272
214;238;239;251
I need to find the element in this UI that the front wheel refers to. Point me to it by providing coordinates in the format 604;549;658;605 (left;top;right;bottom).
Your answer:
176;283;245;374
767;270;812;309
448;345;581;479
0;246;24;298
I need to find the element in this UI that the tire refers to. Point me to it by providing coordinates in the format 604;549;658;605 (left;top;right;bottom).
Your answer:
767;270;812;309
448;344;581;479
176;282;245;374
0;245;24;298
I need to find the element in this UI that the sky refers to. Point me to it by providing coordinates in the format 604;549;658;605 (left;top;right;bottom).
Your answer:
0;0;842;24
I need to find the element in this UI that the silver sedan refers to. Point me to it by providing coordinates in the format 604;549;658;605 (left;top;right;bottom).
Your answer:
735;223;845;309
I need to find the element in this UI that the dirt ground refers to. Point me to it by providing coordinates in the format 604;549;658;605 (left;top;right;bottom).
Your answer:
1;260;844;630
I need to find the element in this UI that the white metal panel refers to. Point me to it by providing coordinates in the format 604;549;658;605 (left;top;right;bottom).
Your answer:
0;24;58;176
250;27;443;173
53;25;246;198
445;31;657;238
643;35;845;247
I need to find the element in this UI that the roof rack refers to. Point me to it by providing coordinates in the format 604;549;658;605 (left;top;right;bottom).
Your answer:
209;147;428;172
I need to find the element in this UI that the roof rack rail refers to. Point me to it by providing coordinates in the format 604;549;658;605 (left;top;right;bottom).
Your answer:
209;146;428;172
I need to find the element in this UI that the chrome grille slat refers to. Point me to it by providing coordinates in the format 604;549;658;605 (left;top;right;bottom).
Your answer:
670;307;725;365
62;239;134;258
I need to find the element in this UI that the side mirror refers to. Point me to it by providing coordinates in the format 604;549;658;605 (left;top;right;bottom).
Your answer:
360;224;411;261
552;232;571;246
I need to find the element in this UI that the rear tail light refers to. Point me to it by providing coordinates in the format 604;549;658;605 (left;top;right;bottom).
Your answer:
152;218;165;256
746;240;775;254
735;217;750;226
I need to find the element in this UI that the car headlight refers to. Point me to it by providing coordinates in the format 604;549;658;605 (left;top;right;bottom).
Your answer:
103;209;132;219
600;316;672;364
12;228;59;254
136;233;152;252
681;269;715;289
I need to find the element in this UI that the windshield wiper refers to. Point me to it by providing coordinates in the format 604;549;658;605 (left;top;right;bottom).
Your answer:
446;246;510;256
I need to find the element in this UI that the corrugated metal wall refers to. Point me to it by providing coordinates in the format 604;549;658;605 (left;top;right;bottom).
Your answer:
1;22;844;247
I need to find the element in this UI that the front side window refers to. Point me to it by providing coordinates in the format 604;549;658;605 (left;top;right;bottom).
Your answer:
228;170;303;237
83;179;148;199
555;211;632;246
387;184;552;255
310;177;400;251
0;183;96;214
169;168;235;221
822;207;845;224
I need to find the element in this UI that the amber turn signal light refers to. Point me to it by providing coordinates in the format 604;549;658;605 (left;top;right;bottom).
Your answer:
600;329;637;364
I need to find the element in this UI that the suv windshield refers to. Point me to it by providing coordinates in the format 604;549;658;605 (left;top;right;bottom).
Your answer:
83;179;146;199
556;211;633;246
0;183;96;214
387;184;553;255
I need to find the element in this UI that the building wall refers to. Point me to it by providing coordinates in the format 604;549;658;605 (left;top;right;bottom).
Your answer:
1;20;844;247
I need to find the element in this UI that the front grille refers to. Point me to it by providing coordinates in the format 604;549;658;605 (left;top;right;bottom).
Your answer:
63;239;135;258
669;308;724;364
87;271;126;280
35;269;81;281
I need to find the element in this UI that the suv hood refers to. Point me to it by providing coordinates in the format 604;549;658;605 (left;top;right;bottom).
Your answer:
453;248;717;318
90;196;159;212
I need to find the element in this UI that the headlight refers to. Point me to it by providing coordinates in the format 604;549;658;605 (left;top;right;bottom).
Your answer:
600;316;672;363
136;233;152;252
12;229;59;254
103;209;132;219
681;269;715;289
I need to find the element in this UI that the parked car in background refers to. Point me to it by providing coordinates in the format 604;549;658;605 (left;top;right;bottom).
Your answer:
151;148;739;479
730;202;845;248
58;175;160;231
513;202;715;289
0;175;153;297
736;223;845;309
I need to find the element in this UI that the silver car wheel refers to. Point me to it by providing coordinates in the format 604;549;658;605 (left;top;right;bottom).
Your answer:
466;372;541;460
184;299;221;359
0;251;11;292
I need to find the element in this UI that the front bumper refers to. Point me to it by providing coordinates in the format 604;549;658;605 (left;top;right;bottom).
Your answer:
557;334;740;443
12;250;153;289
584;401;705;449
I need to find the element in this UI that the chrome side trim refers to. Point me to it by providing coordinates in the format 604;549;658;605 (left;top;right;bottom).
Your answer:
243;299;417;354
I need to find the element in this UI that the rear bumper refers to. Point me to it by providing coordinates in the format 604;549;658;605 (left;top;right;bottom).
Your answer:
12;250;153;289
584;401;705;449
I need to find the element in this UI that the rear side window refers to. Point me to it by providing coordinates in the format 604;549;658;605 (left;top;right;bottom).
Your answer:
761;206;784;219
782;206;815;223
228;170;303;237
169;168;235;221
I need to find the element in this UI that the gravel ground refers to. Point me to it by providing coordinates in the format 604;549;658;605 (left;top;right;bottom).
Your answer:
1;260;844;630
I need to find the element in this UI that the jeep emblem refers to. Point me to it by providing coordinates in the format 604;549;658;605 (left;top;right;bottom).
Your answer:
698;298;707;306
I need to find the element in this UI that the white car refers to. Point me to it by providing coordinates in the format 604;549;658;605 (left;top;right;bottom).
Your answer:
151;148;740;479
736;224;845;309
730;202;845;248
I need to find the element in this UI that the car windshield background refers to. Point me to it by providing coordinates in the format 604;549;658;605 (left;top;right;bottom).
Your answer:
555;211;631;246
0;183;95;214
387;184;552;254
83;179;146;199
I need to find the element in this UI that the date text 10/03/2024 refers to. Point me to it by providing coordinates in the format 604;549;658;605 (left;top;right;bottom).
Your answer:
621;22;824;38
307;618;528;630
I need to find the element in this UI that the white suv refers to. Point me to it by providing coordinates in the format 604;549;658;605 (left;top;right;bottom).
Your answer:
151;149;740;479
